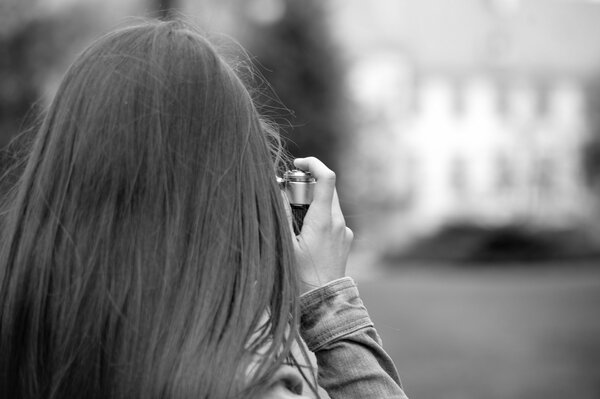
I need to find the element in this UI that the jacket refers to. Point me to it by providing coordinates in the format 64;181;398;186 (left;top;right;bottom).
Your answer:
299;277;409;399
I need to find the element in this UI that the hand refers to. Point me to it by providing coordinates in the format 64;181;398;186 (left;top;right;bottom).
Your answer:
290;157;353;295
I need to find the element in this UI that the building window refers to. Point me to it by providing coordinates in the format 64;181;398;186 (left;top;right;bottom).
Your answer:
532;157;555;194
450;156;469;198
495;153;514;193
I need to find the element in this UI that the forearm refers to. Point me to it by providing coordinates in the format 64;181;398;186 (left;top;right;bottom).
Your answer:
299;277;408;399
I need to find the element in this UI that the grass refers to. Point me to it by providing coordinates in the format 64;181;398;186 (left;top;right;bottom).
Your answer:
355;262;600;399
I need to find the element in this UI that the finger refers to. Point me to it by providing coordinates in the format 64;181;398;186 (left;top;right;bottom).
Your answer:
345;227;354;250
331;188;346;226
293;157;336;209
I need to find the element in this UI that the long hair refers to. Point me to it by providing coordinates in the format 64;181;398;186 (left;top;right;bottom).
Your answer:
0;19;302;399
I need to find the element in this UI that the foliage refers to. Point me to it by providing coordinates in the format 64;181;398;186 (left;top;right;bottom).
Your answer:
243;0;347;170
0;0;39;38
383;222;600;264
150;0;179;19
0;4;98;172
584;77;600;195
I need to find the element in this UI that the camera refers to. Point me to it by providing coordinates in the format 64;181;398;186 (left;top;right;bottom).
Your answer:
278;169;316;234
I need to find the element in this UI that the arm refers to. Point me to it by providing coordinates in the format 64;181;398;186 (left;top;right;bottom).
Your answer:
291;157;408;399
299;277;408;399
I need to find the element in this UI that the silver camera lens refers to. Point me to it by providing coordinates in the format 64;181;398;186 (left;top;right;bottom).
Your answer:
281;169;316;205
278;169;316;234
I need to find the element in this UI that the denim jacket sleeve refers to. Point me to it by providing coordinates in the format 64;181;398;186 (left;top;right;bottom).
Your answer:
299;277;409;399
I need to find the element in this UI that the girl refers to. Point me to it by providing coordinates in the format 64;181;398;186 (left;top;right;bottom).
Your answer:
0;19;407;398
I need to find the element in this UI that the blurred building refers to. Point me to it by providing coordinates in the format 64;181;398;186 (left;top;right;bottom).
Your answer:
331;0;600;241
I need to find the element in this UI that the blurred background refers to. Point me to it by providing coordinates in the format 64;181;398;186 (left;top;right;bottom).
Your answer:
1;0;600;397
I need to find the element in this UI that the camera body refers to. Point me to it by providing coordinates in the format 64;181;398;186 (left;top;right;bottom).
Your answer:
278;169;316;234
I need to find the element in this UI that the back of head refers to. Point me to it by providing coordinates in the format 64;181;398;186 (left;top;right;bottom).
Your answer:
0;19;298;399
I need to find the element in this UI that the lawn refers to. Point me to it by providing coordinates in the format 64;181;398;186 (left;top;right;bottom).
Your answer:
354;262;600;399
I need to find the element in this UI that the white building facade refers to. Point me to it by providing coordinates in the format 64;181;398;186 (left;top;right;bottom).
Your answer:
347;61;594;236
331;0;600;246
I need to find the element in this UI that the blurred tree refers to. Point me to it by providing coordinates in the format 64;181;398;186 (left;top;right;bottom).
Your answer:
242;0;348;171
0;0;38;37
151;0;179;19
584;78;600;217
0;27;39;149
0;0;41;150
0;2;96;171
